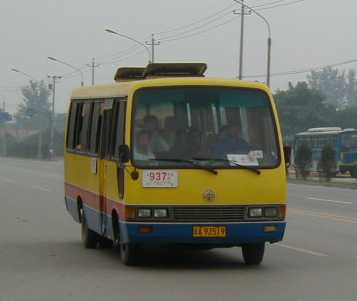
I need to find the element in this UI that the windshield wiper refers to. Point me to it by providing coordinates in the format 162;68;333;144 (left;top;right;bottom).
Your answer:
149;158;218;175
192;157;261;175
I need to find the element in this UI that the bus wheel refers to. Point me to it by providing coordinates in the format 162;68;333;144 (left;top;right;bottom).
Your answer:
242;243;265;265
81;212;99;249
120;243;137;265
351;167;357;179
99;237;113;249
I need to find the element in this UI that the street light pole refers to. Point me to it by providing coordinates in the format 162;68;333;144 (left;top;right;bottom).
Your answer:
233;0;272;86
267;37;272;86
48;75;61;160
48;57;84;86
105;29;152;64
11;68;36;81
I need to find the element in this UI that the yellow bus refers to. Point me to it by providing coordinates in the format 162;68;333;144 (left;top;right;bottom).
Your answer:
64;63;288;265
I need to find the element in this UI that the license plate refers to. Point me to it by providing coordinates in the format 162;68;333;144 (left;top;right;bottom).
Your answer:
193;226;227;238
143;170;178;188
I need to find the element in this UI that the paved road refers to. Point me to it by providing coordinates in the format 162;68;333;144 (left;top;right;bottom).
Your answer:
0;157;356;301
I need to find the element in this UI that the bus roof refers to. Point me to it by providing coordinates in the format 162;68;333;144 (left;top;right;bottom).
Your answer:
70;77;271;100
296;127;357;137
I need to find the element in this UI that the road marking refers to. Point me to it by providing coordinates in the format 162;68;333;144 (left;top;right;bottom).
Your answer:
0;176;16;184
290;208;357;225
31;185;52;192
307;197;353;205
276;243;328;257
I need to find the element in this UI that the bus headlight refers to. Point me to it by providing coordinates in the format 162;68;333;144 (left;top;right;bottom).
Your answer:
137;208;151;218
264;207;279;218
248;208;263;218
153;209;168;218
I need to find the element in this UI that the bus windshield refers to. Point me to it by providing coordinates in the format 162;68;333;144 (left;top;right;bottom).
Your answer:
132;86;280;168
341;131;357;150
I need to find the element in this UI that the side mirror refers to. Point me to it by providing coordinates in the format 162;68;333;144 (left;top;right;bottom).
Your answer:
283;145;291;167
118;144;130;163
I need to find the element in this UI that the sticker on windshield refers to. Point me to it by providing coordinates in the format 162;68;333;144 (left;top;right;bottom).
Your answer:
143;170;178;188
249;150;264;160
227;154;259;166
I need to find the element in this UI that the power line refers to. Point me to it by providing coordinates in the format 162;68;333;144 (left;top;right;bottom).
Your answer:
156;0;302;41
99;48;148;67
158;10;234;41
251;0;287;8
160;16;237;44
244;58;357;79
100;46;144;66
257;0;305;11
95;44;143;61
155;2;237;37
157;0;304;45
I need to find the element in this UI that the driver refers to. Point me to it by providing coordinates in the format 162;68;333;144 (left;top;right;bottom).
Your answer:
212;124;251;158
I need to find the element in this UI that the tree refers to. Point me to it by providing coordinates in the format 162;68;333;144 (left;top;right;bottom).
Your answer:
275;81;335;144
307;67;346;108
294;142;312;180
15;80;51;159
16;80;51;129
318;144;336;181
345;69;357;107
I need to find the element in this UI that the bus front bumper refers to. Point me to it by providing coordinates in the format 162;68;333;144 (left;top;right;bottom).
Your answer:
120;221;286;247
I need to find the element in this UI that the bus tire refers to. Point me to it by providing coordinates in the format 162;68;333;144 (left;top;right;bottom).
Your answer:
351;167;357;179
120;243;137;266
99;237;113;249
242;243;265;265
81;212;99;249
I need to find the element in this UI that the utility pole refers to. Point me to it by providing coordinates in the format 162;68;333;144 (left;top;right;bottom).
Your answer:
233;2;251;80
146;34;160;63
239;0;245;80
48;75;61;160
87;58;100;85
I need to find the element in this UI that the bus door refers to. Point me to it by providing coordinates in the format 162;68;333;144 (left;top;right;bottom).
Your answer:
98;99;114;235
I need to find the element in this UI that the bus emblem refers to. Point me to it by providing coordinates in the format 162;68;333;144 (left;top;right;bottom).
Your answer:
203;189;216;202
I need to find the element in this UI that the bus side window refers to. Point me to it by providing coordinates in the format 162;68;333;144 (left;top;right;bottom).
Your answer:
113;99;126;159
100;99;114;159
89;102;102;155
66;101;77;150
79;102;92;152
73;103;84;151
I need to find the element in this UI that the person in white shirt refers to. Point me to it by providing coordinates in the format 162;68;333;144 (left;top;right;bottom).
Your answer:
143;115;170;153
134;130;155;161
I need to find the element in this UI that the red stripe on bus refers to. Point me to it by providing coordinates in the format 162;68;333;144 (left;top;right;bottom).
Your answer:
65;183;125;219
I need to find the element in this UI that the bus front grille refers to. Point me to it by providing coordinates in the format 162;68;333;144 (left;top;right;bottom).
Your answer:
172;206;246;222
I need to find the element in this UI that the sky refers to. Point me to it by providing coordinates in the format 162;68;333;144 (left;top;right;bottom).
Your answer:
1;0;357;114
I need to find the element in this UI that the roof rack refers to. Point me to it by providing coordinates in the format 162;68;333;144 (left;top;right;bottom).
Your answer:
114;67;145;82
307;127;342;132
114;63;207;82
144;63;207;78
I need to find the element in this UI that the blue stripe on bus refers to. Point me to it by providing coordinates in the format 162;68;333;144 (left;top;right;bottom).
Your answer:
122;222;286;246
65;197;286;246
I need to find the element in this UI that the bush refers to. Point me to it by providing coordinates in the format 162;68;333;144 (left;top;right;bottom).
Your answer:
6;130;64;159
318;144;336;181
295;143;312;180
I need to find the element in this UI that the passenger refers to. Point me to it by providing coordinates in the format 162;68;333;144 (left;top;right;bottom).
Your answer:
143;115;170;153
162;116;177;148
212;124;251;158
134;130;155;161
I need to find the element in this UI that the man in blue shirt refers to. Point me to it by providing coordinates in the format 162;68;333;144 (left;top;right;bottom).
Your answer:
212;124;251;158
